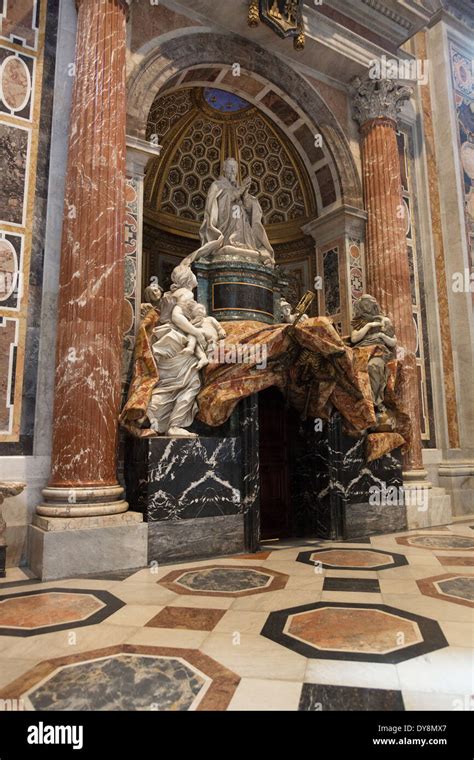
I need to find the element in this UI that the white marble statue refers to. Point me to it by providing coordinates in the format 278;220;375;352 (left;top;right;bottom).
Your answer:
280;298;309;324
141;282;163;318
146;265;226;437
181;157;275;268
181;301;226;369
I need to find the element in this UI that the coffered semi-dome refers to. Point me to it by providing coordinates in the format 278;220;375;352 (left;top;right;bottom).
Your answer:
144;87;318;244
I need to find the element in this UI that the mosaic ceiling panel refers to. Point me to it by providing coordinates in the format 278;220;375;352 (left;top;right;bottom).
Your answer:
145;88;316;242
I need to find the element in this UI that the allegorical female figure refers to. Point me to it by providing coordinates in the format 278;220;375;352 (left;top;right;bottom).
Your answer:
350;294;397;418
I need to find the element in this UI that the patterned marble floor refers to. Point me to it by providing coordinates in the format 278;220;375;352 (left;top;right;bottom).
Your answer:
0;520;473;711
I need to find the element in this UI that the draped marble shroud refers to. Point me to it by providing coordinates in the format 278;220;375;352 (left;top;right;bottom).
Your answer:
120;312;410;462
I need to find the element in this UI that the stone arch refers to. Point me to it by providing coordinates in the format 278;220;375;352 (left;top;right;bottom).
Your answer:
127;30;363;210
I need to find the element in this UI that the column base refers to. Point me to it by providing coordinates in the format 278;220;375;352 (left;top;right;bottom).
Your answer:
27;512;147;580
403;471;452;530
438;461;474;517
37;485;128;517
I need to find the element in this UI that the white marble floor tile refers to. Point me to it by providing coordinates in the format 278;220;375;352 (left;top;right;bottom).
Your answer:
438;621;474;648
320;591;384;604
124;625;210;650
402;691;472;711
396;647;474;694
200;632;308;681
304;659;401;690
227;678;303;711
229;587;322;612
167;594;234;610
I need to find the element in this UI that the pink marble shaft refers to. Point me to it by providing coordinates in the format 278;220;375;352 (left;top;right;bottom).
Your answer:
49;0;128;488
361;117;423;470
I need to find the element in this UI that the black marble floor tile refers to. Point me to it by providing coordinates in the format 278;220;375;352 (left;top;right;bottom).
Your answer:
299;683;405;711
0;578;41;590
323;577;381;593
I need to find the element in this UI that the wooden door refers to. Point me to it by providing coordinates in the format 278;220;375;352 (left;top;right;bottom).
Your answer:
258;387;292;540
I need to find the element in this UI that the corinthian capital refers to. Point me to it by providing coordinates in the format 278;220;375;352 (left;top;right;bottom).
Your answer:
351;76;412;127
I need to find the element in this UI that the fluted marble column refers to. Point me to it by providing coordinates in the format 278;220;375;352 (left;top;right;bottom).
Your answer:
38;0;130;517
352;77;424;471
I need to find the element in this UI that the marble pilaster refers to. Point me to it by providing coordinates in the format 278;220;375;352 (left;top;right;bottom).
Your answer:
303;205;367;334
123;135;162;377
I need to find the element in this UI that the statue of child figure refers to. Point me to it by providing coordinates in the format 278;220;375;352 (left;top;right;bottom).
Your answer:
181;301;226;369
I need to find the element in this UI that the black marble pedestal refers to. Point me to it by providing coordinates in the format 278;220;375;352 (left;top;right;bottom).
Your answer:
0;545;5;578
194;260;281;324
125;436;244;563
291;414;406;540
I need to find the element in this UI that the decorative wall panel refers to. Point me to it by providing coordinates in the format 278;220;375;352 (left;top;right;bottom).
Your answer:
122;177;139;390
0;0;46;441
449;45;474;262
0;316;17;433
316;239;347;334
0;0;40;50
348;238;364;304
0;48;34;120
323;247;340;317
0;231;22;310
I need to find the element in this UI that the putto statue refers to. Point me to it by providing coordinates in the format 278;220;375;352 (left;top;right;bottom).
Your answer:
145;266;226;437
182;157;275;268
280;297;309;324
350;294;397;426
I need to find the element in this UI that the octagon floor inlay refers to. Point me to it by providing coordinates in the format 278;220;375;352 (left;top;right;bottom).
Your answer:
0;588;125;636
261;602;449;663
159;565;288;597
284;608;422;654
26;655;210;711
417;574;474;608
396;534;474;551
296;548;408;571
0;645;240;711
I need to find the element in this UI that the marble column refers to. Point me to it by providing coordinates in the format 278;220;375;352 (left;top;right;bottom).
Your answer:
38;0;130;517
352;77;424;473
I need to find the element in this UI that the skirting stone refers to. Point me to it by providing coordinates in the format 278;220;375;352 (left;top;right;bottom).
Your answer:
27;521;148;581
33;511;144;532
344;502;407;540
148;514;245;564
